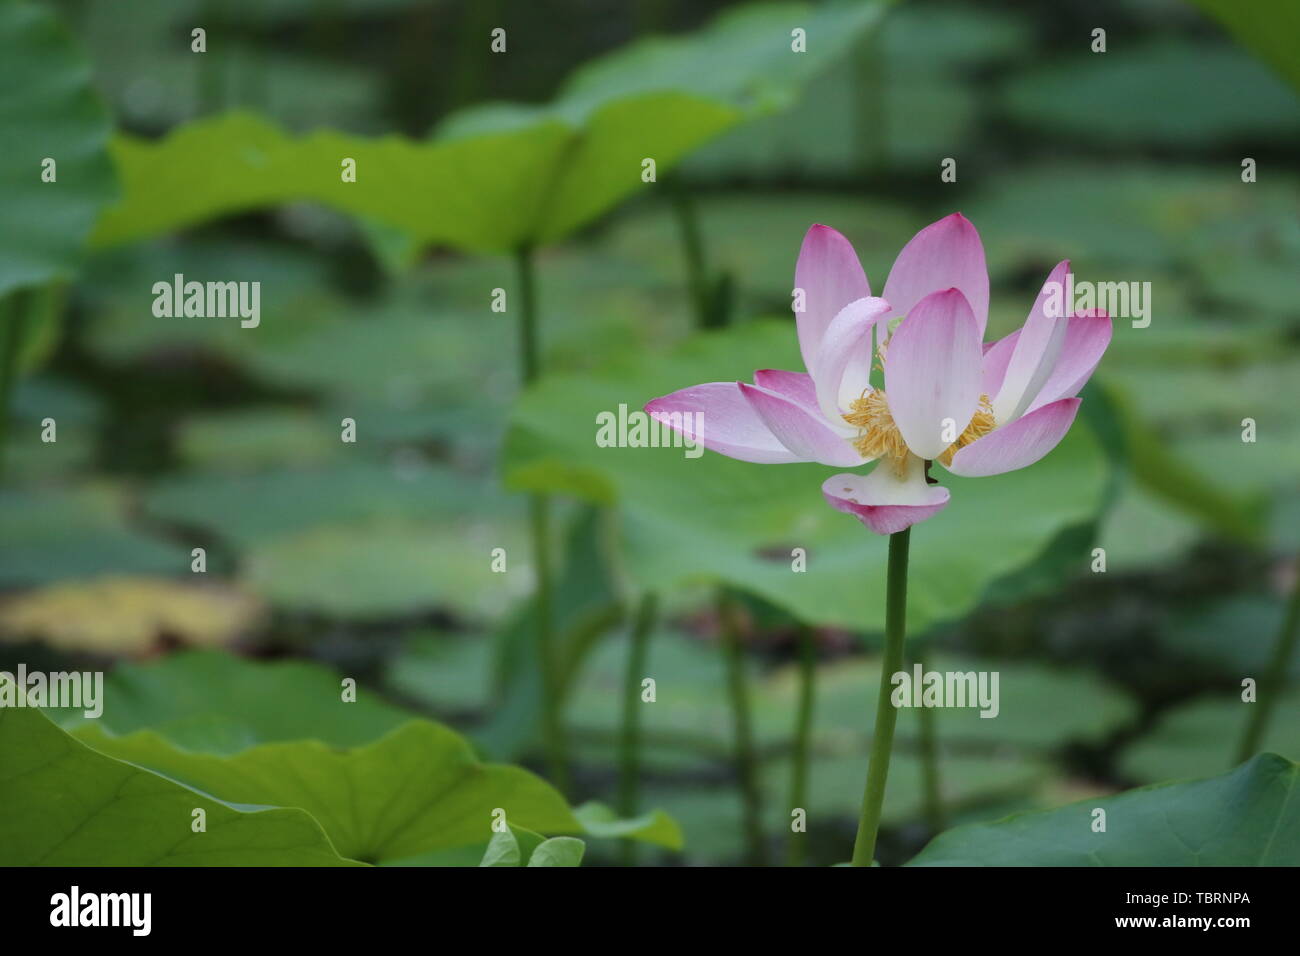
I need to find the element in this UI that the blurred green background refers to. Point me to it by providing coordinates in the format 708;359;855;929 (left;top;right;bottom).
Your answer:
2;0;1298;866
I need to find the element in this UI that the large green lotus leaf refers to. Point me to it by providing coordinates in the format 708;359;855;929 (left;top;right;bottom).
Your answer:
0;2;116;296
90;96;735;254
1188;0;1300;95
0;484;186;587
0;705;356;866
74;720;572;863
48;649;417;753
909;753;1300;866
503;321;1109;633
1120;694;1300;785
44;649;682;856
75;718;680;863
90;3;892;253
1001;41;1300;148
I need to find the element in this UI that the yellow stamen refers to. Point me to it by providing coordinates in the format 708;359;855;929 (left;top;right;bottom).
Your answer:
843;391;997;471
937;395;997;466
843;390;910;475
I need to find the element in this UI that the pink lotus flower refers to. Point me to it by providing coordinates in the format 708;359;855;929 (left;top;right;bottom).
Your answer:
645;214;1112;534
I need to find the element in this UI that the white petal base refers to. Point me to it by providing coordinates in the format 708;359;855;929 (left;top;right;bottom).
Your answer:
822;455;950;535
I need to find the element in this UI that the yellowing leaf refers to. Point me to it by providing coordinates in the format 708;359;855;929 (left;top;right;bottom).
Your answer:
0;576;263;655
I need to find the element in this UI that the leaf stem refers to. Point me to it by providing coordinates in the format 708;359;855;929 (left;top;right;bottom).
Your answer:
786;624;817;866
1235;567;1300;763
618;592;658;866
851;526;911;866
515;245;567;794
515;245;540;386
0;288;32;482
718;589;767;865
198;0;225;114
667;177;722;329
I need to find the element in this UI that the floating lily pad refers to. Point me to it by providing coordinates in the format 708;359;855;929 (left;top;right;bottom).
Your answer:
243;519;528;620
1120;694;1300;784
0;484;187;587
1001;41;1300;148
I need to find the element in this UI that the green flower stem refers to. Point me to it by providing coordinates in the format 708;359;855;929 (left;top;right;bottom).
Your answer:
718;589;767;865
618;591;658;867
786;624;817;867
915;643;946;834
851;526;911;867
1235;570;1300;763
0;288;32;482
515;245;568;795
